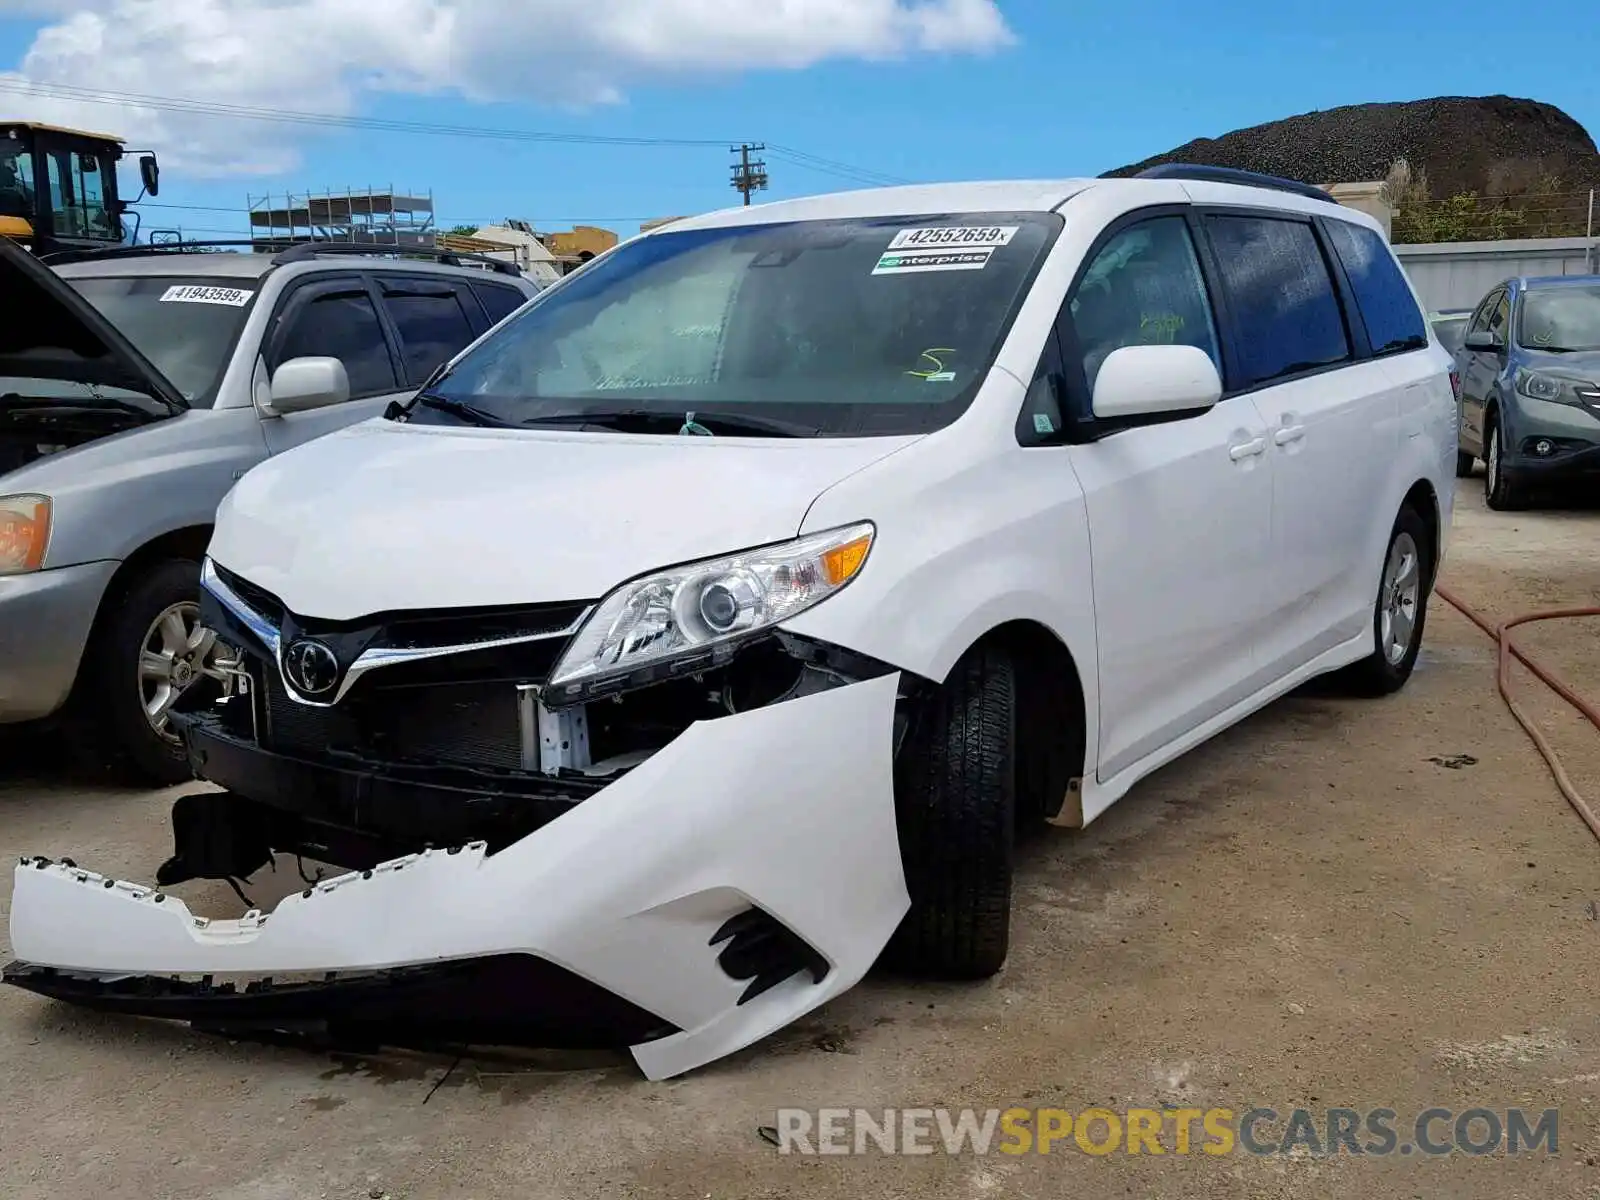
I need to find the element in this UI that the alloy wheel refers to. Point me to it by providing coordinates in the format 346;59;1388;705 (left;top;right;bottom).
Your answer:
138;602;238;742
1379;531;1421;666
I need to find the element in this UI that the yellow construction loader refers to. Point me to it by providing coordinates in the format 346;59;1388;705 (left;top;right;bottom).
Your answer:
0;121;159;256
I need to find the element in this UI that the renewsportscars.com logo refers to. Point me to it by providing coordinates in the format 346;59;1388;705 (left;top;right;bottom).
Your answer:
770;1106;1560;1157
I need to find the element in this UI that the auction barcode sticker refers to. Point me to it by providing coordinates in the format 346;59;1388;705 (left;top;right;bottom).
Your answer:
159;284;255;307
886;226;1019;251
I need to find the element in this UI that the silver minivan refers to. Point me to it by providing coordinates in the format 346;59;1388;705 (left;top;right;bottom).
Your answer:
0;238;539;781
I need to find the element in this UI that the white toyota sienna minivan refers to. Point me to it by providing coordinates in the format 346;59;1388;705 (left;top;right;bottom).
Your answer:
8;165;1458;1081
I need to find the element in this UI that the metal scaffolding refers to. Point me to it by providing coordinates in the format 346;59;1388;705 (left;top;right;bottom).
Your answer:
245;185;437;252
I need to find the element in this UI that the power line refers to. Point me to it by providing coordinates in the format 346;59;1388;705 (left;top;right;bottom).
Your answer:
0;78;734;147
765;144;910;187
0;78;914;189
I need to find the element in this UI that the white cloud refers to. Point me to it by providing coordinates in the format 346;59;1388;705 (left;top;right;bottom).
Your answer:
0;0;1014;177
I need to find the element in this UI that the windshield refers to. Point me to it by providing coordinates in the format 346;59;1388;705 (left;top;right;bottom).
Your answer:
0;137;33;221
414;212;1063;437
63;275;258;406
1517;285;1600;353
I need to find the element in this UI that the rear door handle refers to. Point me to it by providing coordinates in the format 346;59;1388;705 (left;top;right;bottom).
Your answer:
1229;437;1267;461
1273;424;1306;446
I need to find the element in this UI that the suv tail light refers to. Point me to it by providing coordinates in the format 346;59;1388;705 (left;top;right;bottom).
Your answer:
1449;368;1462;403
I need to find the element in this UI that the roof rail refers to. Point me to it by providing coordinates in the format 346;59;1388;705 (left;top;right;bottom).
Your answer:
1134;164;1335;204
268;241;525;278
36;239;288;266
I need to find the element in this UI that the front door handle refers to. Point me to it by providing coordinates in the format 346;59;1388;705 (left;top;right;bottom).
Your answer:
1273;424;1306;446
1229;437;1267;461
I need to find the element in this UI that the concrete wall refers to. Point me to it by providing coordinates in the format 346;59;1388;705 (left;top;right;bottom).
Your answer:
1393;237;1599;312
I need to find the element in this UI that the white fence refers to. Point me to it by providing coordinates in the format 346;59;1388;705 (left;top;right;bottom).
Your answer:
1395;236;1599;312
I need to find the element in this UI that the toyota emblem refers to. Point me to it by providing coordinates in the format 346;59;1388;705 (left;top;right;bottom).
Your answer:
282;638;339;697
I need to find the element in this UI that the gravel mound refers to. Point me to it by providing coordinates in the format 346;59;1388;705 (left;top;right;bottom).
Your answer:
1103;95;1599;197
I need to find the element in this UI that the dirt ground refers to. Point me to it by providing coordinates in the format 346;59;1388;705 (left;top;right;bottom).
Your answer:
4;477;1600;1200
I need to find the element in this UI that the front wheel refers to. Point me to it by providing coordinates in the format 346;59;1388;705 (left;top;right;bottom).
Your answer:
1336;506;1431;697
1455;450;1476;478
73;558;236;785
1484;422;1525;511
884;644;1017;980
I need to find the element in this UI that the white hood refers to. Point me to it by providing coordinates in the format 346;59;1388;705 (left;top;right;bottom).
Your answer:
209;420;919;620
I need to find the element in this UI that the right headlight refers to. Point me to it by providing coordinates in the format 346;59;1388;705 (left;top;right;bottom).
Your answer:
0;494;51;576
545;521;875;702
1514;368;1581;404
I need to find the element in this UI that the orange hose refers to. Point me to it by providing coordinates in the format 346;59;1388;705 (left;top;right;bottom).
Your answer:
1432;583;1600;845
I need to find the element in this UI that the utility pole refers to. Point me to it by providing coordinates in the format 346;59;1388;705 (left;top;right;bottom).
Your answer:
730;143;768;206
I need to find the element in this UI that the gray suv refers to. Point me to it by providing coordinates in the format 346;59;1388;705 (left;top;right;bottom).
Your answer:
1454;274;1600;509
1;239;539;782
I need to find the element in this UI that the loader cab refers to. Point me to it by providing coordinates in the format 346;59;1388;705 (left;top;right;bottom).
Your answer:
0;122;159;255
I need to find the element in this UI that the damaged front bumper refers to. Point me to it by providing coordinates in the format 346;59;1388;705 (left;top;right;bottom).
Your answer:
4;672;910;1080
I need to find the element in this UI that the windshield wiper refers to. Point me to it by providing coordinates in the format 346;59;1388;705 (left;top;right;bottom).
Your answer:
411;392;513;428
518;408;821;438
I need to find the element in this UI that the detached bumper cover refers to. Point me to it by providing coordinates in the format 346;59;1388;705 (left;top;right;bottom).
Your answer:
5;673;910;1080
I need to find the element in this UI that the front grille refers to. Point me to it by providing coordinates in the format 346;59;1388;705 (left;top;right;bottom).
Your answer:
212;563;590;643
260;671;525;772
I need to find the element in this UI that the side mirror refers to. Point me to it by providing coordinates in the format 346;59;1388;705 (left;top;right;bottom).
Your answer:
138;154;159;198
1463;330;1500;352
264;357;350;415
1091;344;1222;421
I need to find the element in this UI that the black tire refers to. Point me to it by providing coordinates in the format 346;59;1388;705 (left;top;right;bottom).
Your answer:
1337;505;1432;698
1454;450;1475;478
71;558;204;786
884;644;1016;979
1484;421;1525;511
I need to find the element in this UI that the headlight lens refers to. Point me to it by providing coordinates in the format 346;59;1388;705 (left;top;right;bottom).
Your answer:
546;521;875;700
1514;368;1570;402
0;495;51;575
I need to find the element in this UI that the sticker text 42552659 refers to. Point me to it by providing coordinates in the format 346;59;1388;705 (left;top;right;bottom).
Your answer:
874;225;1019;275
886;226;1019;251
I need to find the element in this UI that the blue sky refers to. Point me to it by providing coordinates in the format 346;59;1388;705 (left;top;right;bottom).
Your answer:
2;0;1597;243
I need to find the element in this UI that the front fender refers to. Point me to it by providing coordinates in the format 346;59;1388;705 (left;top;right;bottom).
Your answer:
786;423;1100;768
12;409;268;569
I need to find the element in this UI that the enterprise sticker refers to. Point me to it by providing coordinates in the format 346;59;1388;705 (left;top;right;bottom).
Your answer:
159;284;255;306
873;248;994;275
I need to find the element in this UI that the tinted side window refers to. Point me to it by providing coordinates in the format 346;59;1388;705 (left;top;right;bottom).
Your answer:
1323;219;1426;355
1487;290;1511;342
382;282;478;385
276;288;397;396
474;282;528;325
1465;291;1499;336
1205;215;1350;389
1067;215;1221;390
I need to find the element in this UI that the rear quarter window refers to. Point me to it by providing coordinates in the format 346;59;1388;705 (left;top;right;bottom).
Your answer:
1323;219;1427;356
473;282;529;325
1204;214;1350;389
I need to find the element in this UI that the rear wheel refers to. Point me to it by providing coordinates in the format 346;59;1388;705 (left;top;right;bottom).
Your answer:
1454;450;1475;478
1337;505;1431;697
885;644;1017;980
